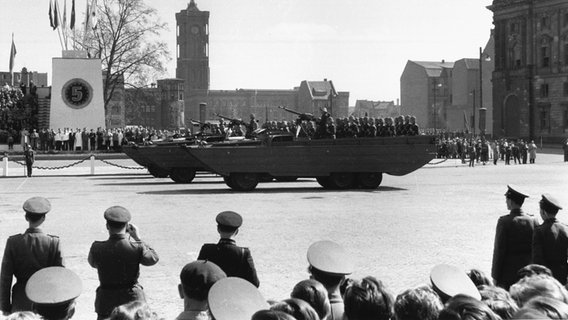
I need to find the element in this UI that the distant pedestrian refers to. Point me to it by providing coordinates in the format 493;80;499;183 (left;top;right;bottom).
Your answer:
23;145;34;177
7;134;14;150
88;206;159;320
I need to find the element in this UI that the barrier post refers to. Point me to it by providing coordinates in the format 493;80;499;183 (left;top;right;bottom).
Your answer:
2;155;8;177
90;155;95;175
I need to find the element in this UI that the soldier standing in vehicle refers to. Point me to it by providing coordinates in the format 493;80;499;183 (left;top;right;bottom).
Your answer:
197;211;259;287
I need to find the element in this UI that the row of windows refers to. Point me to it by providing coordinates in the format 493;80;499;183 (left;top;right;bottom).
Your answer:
539;82;568;98
538;104;568;132
510;12;568;34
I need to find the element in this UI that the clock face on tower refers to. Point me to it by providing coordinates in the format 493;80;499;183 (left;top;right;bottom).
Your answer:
191;25;199;35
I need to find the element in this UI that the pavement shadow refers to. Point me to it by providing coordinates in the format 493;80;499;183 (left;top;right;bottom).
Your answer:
138;185;406;195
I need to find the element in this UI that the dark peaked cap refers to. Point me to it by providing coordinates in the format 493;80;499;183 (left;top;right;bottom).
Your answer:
541;194;563;212
216;211;242;228
307;240;354;275
505;184;529;202
104;205;131;223
180;260;226;293
208;277;268;320
25;267;82;305
23;197;51;215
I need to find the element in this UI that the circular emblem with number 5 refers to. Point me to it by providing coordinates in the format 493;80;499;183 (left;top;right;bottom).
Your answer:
62;78;93;109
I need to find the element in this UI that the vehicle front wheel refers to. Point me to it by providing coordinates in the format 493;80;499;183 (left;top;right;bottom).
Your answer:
148;165;169;178
227;173;259;191
170;168;196;183
328;172;355;189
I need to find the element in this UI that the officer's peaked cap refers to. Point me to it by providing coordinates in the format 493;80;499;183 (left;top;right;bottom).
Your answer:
505;184;529;201
541;194;563;212
430;264;481;301
25;267;82;306
104;205;131;223
307;240;354;276
23;197;51;215
216;211;242;228
208;277;268;320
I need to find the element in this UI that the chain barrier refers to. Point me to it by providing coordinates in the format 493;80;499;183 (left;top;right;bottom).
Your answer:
7;155;145;170
97;158;145;170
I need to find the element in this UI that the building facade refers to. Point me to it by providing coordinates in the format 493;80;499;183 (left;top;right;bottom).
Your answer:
489;0;568;142
352;100;401;119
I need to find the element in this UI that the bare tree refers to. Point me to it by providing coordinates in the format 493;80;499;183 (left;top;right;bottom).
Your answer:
79;0;170;119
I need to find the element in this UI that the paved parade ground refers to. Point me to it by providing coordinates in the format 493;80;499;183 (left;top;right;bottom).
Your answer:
0;152;567;319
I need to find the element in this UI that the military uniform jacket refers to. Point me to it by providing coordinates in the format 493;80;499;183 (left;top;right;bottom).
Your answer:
0;228;63;313
88;233;159;316
532;218;568;284
491;209;537;289
197;238;259;287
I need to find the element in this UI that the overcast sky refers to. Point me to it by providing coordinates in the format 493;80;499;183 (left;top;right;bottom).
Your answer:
0;0;494;105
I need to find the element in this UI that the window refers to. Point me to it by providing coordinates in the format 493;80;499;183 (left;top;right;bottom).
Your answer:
563;104;568;131
540;83;549;98
539;104;551;132
541;45;550;67
564;12;568;27
564;82;568;96
541;15;550;29
565;43;568;65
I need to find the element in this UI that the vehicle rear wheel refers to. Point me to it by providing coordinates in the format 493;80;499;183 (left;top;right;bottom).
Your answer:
223;176;235;189
169;168;196;183
356;172;383;189
148;165;169;178
316;177;332;189
228;173;259;191
328;172;355;189
274;176;298;182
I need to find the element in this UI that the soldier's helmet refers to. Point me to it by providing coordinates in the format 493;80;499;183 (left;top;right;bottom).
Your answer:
410;116;416;124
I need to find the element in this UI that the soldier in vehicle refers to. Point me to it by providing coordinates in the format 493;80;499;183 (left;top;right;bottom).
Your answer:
347;116;359;138
384;117;395;136
408;116;419;135
246;114;259;139
315;107;333;139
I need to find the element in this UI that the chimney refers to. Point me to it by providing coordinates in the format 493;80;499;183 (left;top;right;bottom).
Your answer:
441;59;445;63
324;78;327;82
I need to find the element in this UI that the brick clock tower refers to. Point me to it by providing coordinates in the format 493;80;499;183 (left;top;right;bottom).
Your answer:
176;0;209;92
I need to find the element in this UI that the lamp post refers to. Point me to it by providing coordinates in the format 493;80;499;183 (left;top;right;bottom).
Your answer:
478;46;491;137
432;79;442;133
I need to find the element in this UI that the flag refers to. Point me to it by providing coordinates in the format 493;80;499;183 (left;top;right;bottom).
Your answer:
62;0;67;30
53;0;59;29
463;110;470;131
84;0;90;31
9;33;16;74
90;0;98;30
49;0;55;29
70;0;75;29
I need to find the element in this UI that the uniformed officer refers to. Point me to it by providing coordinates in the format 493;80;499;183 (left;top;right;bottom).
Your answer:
25;267;82;320
23;144;34;177
88;206;159;320
532;194;567;284
197;211;259;287
491;185;537;290
307;240;354;320
0;197;64;315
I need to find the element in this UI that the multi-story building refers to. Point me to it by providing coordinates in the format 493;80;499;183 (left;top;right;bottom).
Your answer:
489;0;568;142
0;68;48;88
352;100;401;119
400;35;494;135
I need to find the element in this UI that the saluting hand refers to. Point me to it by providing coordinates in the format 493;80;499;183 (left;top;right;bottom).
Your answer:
126;223;141;241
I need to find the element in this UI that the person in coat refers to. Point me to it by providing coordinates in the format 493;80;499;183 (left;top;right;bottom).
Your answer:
532;194;567;285
491;185;537;290
0;197;63;315
197;211;259;287
88;206;159;320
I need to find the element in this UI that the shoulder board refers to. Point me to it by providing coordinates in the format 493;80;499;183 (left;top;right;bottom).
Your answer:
47;234;59;238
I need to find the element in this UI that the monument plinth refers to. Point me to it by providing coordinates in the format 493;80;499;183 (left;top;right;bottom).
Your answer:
50;51;105;130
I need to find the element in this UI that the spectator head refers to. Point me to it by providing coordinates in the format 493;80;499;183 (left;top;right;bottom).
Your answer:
343;276;394;320
216;211;242;235
467;269;493;287
23;197;50;224
104;205;131;231
5;312;42;320
513;296;568;320
179;260;226;301
307;241;353;291
478;285;518;319
539;194;562;217
25;267;82;320
109;301;159;320
208;277;268;320
393;284;443;320
517;264;553;279
291;279;331;320
252;310;297;320
509;274;568;307
271;298;320;320
438;294;501;320
430;264;481;303
505;185;529;208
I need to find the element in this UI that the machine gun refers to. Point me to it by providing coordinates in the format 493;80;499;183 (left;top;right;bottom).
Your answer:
278;106;317;122
214;113;245;126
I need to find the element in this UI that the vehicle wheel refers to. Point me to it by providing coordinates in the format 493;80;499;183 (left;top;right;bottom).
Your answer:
170;168;196;183
259;174;274;182
316;177;332;189
274;176;298;182
228;173;259;191
356;172;383;189
223;176;235;189
328;172;355;189
148;165;169;178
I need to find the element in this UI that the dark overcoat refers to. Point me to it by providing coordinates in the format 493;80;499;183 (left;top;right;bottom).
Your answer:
532;218;568;284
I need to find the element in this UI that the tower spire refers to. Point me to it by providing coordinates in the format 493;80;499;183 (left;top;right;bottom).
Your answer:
187;0;199;12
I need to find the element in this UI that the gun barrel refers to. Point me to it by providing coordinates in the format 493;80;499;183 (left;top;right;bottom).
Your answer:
278;106;302;116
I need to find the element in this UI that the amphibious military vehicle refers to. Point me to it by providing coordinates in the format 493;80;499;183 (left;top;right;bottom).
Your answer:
181;133;436;191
